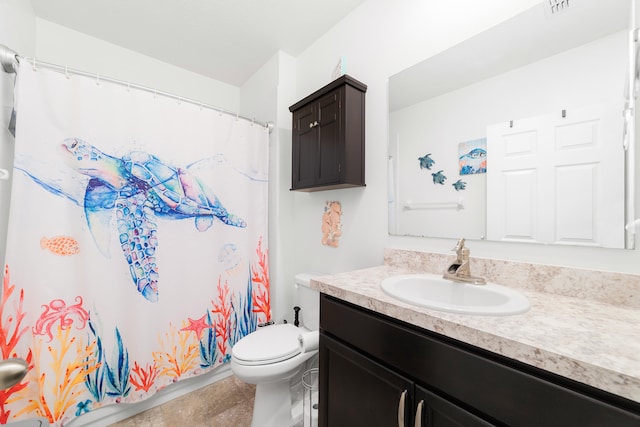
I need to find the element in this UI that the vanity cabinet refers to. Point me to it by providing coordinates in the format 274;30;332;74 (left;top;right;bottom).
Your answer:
321;334;490;427
319;294;640;427
321;334;413;425
289;75;366;191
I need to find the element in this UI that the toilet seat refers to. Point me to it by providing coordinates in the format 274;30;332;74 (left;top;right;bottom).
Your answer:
232;324;302;365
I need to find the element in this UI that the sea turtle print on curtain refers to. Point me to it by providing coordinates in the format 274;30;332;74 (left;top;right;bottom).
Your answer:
0;63;270;425
22;137;248;302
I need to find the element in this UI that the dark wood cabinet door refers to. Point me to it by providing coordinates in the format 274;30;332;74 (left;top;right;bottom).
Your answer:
292;89;341;189
291;103;318;189
415;386;495;427
316;89;341;186
320;334;413;427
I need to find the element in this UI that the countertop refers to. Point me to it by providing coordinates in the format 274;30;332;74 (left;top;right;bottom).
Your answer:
311;263;640;404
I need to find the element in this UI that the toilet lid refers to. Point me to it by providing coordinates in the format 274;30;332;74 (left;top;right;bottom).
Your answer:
232;324;301;365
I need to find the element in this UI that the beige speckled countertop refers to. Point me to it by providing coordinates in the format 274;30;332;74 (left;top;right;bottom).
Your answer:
311;249;640;404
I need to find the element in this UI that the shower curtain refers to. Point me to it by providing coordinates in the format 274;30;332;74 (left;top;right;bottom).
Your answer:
0;62;270;426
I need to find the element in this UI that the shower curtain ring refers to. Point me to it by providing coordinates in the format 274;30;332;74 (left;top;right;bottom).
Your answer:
64;66;70;79
31;57;37;71
96;74;100;86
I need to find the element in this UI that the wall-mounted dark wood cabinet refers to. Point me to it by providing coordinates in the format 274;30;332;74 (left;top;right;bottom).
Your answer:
289;75;366;191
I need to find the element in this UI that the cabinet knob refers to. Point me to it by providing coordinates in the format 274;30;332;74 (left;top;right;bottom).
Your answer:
398;389;407;427
414;400;424;427
309;120;319;128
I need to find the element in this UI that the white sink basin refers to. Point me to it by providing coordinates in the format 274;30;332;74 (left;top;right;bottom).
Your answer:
381;274;530;316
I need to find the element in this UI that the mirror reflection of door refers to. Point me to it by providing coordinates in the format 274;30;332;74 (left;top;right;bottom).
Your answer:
487;104;624;247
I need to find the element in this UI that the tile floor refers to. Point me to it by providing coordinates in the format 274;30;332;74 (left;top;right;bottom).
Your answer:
109;375;255;427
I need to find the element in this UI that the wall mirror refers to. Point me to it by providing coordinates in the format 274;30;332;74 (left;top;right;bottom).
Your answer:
388;0;635;249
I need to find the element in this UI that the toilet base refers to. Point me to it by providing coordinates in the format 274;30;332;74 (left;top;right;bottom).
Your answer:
251;378;294;427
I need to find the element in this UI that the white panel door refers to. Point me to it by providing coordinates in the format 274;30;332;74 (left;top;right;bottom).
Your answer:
549;105;624;247
487;105;624;247
487;115;548;243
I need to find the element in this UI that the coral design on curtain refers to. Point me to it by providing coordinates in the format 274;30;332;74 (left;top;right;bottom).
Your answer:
0;63;270;426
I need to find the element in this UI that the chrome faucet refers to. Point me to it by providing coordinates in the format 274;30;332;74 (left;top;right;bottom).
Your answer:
443;238;486;285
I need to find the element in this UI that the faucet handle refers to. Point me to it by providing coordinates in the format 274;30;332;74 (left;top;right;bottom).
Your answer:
451;238;466;263
452;238;465;252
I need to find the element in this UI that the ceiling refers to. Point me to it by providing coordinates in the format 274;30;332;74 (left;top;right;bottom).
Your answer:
29;0;367;87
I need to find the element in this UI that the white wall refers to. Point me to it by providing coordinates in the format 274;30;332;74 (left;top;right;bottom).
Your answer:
34;19;240;112
0;0;35;57
292;0;640;275
270;53;298;324
239;51;299;323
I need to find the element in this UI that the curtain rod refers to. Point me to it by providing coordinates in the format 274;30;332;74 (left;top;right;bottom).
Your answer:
0;44;273;132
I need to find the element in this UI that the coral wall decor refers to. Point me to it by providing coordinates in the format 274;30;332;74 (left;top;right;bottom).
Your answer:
321;201;342;248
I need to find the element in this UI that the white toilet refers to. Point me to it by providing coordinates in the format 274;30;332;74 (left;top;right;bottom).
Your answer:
231;273;321;427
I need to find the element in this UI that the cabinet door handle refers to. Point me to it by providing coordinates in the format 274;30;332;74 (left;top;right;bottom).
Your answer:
398;389;407;427
414;400;424;427
308;120;319;128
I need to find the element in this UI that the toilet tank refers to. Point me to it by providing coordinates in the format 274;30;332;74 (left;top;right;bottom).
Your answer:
295;273;321;331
